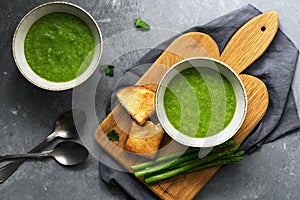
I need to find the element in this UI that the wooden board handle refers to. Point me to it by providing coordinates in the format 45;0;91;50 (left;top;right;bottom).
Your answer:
220;11;278;74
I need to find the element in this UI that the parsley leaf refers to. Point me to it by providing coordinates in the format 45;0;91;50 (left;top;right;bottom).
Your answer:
134;18;150;30
100;64;114;77
107;129;119;142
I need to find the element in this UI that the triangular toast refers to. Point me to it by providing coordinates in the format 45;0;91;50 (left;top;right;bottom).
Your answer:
116;86;155;125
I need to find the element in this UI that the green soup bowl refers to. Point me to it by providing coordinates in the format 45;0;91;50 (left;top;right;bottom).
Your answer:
156;57;247;147
12;1;103;91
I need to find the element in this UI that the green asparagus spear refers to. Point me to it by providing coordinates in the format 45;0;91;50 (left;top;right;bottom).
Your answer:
145;156;243;183
134;152;200;177
172;149;244;169
135;143;241;178
131;140;235;171
131;148;198;171
188;156;244;173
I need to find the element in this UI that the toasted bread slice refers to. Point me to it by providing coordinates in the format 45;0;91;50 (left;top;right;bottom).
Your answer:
116;86;155;125
124;121;164;158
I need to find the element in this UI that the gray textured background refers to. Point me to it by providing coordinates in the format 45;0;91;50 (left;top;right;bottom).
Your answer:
1;0;300;199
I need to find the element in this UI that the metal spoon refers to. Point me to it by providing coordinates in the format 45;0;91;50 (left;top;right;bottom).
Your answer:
0;109;86;183
0;141;89;166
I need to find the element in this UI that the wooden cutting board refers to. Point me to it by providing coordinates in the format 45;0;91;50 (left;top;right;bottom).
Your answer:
94;11;278;200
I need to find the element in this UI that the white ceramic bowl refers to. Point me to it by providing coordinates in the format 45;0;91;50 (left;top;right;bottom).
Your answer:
156;57;247;147
12;1;103;91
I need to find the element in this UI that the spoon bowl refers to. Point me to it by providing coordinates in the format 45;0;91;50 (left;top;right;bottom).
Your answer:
52;109;87;140
51;141;89;166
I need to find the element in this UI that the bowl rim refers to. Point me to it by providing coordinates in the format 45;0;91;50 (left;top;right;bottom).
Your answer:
155;57;248;147
12;1;103;91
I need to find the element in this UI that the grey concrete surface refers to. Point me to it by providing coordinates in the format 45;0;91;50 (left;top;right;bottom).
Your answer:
0;0;300;199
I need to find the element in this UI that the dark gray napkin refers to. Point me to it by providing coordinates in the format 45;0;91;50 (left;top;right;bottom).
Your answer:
99;4;300;199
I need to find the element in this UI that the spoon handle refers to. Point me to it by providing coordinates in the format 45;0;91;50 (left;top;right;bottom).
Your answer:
0;151;52;161
27;138;51;154
0;132;55;183
0;160;23;183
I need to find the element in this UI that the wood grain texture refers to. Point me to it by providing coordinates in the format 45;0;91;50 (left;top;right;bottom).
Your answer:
94;11;278;200
220;11;278;74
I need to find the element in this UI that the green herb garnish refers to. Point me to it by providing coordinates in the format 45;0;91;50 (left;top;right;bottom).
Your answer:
134;18;150;30
107;129;119;142
100;65;114;77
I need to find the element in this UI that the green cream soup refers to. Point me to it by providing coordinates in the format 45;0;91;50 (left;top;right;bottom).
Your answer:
24;13;95;82
164;67;236;138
